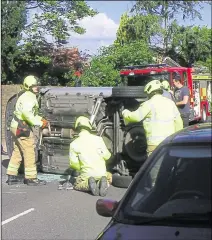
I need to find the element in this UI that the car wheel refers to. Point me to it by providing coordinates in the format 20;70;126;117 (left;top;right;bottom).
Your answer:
124;126;147;162
112;86;148;98
112;174;132;188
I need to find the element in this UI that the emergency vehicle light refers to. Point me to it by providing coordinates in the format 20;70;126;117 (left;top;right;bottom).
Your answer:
129;72;135;76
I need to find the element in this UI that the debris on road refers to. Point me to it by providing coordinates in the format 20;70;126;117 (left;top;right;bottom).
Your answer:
58;181;73;190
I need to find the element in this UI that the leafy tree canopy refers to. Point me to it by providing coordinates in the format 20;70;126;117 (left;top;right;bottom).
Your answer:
80;41;154;86
1;1;27;83
24;1;97;45
130;1;211;54
1;0;98;85
114;13;161;46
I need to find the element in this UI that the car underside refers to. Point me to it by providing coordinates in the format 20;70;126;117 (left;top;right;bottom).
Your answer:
5;86;149;188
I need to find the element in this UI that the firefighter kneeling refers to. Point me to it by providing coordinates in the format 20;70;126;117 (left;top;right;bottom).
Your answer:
69;116;112;196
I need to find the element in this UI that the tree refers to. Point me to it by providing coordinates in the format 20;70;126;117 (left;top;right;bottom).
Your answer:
130;1;210;55
24;1;97;45
20;1;98;85
79;57;120;87
184;26;212;65
1;1;27;83
114;12;161;46
1;0;98;84
80;40;154;86
165;25;212;67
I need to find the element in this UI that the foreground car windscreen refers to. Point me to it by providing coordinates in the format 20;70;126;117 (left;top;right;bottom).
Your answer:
118;144;211;225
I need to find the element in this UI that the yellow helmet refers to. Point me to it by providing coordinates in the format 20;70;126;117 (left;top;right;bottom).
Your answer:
75;116;92;130
161;80;170;91
144;80;162;94
23;75;39;91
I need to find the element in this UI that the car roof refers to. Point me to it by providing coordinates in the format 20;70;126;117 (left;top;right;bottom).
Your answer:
163;123;212;144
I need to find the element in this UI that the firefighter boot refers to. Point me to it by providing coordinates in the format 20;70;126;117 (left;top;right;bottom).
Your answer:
24;178;47;186
99;176;108;197
88;177;99;196
7;175;24;185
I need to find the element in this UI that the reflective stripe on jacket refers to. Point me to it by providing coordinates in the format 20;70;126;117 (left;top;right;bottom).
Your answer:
123;94;183;146
69;130;111;178
11;91;43;128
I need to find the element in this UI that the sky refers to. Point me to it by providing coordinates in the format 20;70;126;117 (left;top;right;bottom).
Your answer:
28;1;212;54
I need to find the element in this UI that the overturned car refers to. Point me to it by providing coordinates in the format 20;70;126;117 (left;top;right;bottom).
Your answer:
5;85;148;188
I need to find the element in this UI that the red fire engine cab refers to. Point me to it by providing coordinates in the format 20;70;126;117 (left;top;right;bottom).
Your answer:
119;57;211;123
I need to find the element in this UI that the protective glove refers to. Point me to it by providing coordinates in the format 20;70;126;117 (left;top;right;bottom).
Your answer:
122;109;130;118
119;102;125;117
122;109;131;126
41;118;49;129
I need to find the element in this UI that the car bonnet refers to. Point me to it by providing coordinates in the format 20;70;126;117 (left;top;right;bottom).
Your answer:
99;223;211;240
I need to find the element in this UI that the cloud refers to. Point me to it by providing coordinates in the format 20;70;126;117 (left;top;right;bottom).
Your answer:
72;13;119;40
68;13;119;53
24;9;119;54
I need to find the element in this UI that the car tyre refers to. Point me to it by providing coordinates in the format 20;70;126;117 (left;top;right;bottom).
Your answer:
112;86;147;98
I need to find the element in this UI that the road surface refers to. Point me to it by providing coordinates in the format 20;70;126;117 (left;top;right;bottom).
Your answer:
1;155;126;240
2;119;211;239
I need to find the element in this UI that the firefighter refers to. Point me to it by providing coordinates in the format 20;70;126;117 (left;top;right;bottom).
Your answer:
161;80;175;102
6;76;48;186
173;73;190;127
69;116;112;196
122;80;183;156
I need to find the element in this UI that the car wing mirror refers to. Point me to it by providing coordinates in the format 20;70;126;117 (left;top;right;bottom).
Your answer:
96;199;119;217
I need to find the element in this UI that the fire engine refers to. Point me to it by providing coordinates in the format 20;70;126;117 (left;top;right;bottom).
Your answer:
119;57;211;123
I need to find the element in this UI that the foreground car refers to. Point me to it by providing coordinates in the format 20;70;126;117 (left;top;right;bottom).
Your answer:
95;123;212;240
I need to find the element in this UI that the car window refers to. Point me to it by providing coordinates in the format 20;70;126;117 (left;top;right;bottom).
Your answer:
130;153;164;208
120;72;170;86
122;145;211;219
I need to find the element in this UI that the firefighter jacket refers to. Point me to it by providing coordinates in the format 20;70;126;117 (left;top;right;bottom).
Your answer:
163;90;176;102
10;91;43;129
69;130;111;178
122;94;183;146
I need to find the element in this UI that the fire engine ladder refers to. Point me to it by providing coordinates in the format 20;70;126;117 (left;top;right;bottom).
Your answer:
162;57;181;67
121;63;167;70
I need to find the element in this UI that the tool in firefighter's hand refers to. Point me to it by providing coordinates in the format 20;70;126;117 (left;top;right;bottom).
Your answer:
39;128;43;147
119;102;125;117
41;118;49;129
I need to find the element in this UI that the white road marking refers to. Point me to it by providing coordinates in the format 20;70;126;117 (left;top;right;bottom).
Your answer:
3;192;26;194
2;208;35;226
